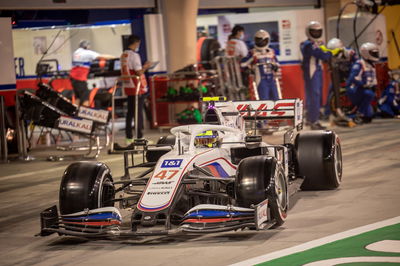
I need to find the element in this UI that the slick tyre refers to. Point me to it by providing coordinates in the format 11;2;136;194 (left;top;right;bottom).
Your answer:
235;156;288;227
296;130;342;190
146;135;176;163
59;162;115;215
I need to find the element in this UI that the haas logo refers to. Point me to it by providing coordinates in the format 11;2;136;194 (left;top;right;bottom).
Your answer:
236;102;294;117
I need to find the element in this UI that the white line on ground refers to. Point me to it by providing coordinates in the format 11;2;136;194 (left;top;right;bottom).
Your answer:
0;156;123;182
231;216;400;266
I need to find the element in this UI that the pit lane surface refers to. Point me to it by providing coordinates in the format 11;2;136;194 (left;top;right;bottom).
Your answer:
0;119;399;266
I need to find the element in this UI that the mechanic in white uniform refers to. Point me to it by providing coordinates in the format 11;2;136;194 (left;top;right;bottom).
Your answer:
70;40;114;106
120;35;151;143
226;25;248;58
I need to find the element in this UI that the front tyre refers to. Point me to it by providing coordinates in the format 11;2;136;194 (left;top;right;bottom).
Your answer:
296;130;342;190
235;156;288;227
269;166;288;227
59;162;115;215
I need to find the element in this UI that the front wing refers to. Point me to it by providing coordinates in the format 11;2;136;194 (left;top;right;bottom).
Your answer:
38;200;274;238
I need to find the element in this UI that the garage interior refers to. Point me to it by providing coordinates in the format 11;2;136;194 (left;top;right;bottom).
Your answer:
0;0;399;265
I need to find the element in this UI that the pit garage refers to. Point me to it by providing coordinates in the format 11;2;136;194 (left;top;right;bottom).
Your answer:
0;1;400;265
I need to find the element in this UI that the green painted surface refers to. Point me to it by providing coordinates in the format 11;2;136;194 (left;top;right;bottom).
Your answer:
257;223;400;266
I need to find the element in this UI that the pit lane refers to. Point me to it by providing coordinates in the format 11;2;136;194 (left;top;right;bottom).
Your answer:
0;119;399;266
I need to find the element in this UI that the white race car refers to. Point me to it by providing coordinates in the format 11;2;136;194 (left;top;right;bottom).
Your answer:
39;97;342;238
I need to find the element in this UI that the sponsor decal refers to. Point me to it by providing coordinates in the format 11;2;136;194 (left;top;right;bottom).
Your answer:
282;19;291;29
58;116;93;134
78;106;109;124
256;198;269;230
161;159;183;168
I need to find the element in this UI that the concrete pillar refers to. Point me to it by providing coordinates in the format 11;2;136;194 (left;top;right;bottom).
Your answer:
160;0;199;72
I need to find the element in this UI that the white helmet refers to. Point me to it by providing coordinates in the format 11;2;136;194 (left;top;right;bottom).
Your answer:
360;42;379;61
327;38;344;50
306;21;323;42
254;30;270;50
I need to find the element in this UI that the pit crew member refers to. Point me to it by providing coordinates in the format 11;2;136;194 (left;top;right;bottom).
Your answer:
120;35;151;143
300;21;338;130
345;42;379;123
70;40;114;106
226;25;248;58
241;30;280;100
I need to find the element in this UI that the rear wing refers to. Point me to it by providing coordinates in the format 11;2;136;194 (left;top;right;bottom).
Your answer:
232;99;303;128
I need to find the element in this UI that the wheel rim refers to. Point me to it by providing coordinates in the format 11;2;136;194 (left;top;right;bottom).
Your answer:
100;177;115;207
275;171;287;210
334;142;343;183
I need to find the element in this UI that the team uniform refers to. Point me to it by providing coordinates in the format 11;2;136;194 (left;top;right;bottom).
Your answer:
324;46;358;116
70;47;99;102
120;49;148;139
226;38;248;58
378;80;400;117
242;48;280;100
345;59;376;119
300;39;332;123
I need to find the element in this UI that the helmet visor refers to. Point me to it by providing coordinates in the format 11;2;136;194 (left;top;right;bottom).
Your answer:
309;29;322;39
255;37;269;48
369;50;379;60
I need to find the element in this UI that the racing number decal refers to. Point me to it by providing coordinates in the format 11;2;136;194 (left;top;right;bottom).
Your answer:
154;170;179;180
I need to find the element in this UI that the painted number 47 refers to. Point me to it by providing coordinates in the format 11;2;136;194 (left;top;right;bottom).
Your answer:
154;170;179;180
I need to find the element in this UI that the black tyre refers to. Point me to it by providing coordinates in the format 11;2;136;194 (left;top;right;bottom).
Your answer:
235;156;288;226
200;38;221;69
146;135;176;163
295;130;342;190
59;162;115;215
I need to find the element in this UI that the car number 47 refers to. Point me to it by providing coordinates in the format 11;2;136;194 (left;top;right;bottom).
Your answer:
154;170;179;180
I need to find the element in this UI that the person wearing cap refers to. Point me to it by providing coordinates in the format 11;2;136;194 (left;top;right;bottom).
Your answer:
241;29;280;100
300;21;338;130
69;40;114;106
346;42;380;123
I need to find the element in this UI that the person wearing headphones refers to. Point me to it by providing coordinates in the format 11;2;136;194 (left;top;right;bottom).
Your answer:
120;35;151;143
70;40;114;106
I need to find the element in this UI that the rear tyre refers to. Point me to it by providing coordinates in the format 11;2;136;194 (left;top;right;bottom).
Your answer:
235;156;288;227
296;130;342;190
59;162;115;215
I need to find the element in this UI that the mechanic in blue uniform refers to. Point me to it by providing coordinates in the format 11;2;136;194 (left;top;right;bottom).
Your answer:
241;30;280;100
300;21;337;130
378;70;400;118
345;42;379;123
323;38;358;117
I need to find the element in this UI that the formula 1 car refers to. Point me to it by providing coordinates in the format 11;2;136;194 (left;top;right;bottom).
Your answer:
39;97;342;238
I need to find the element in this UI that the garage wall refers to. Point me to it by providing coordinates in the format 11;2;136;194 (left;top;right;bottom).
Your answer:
12;28;72;76
12;24;131;76
199;0;318;8
0;18;17;106
0;0;155;9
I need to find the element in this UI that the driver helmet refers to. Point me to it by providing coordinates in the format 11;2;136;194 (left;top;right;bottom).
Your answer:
254;30;270;50
194;130;219;148
306;21;323;42
360;42;380;62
